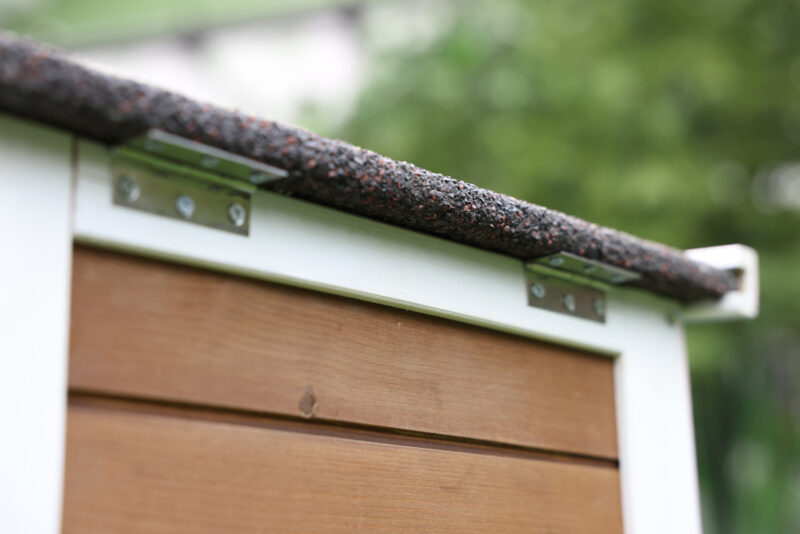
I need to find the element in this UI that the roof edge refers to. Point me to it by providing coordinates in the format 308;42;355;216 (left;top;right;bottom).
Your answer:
0;31;739;301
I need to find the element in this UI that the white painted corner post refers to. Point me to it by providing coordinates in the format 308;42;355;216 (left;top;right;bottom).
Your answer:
0;115;74;534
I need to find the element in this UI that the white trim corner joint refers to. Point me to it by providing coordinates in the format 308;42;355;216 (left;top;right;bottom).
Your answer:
682;244;759;323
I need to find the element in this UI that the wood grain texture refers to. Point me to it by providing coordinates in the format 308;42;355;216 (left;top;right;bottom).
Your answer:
69;246;618;458
63;402;623;534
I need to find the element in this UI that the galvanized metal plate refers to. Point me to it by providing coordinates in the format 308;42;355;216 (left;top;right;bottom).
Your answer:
525;270;606;323
112;155;251;236
126;129;288;186
532;252;641;285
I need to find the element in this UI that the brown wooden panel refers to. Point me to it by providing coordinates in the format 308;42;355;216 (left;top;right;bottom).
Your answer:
69;246;618;458
63;402;623;534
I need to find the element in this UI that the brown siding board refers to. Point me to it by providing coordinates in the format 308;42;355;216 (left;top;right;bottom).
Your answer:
63;402;624;534
69;246;618;458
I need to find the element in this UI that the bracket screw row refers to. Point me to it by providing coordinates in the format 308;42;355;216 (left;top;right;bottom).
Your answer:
530;284;579;314
115;171;248;231
530;281;606;318
175;195;246;228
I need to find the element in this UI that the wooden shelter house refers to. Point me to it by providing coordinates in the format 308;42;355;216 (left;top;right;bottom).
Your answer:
0;34;759;534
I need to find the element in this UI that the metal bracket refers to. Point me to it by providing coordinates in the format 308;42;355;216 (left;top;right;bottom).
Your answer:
525;269;607;323
530;252;641;284
524;252;640;323
110;130;288;236
112;152;252;235
127;129;288;185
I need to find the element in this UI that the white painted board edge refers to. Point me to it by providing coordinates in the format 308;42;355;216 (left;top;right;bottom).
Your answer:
683;244;759;322
0;115;73;534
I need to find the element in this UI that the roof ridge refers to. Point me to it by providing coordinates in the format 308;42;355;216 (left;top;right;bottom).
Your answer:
0;31;737;301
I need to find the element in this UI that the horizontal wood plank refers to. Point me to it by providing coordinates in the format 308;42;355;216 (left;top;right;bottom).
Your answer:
69;246;618;458
63;402;623;534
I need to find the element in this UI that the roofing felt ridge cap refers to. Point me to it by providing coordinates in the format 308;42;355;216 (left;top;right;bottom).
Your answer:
0;31;739;302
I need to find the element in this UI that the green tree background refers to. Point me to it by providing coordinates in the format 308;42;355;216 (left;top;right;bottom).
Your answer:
322;1;800;532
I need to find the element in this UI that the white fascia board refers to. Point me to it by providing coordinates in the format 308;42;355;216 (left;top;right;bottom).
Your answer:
73;137;703;534
0;114;73;534
682;244;759;322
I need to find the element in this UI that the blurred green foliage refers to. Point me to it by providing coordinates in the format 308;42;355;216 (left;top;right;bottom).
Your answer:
0;0;367;47
332;1;800;532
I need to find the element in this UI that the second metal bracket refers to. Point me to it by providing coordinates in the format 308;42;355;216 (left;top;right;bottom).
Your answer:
525;269;607;323
524;252;640;323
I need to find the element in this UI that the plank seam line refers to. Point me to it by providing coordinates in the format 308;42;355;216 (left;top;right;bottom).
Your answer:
68;389;619;469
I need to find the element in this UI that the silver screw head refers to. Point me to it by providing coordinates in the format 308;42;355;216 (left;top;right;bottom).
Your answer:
592;297;605;317
562;293;577;312
530;282;546;299
227;203;247;227
549;256;565;267
117;175;140;202
174;194;195;219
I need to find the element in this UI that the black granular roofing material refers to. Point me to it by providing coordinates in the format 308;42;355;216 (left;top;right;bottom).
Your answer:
0;32;739;302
